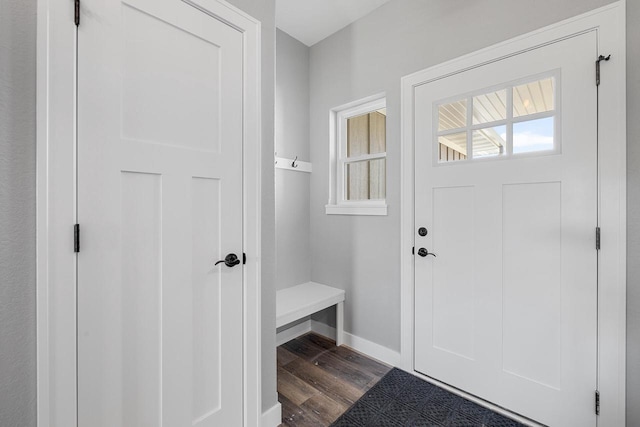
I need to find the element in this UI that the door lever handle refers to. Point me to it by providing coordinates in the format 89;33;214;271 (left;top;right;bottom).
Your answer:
215;253;241;267
417;248;437;257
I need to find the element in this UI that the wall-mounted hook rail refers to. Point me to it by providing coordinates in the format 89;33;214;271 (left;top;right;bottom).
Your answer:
275;155;312;173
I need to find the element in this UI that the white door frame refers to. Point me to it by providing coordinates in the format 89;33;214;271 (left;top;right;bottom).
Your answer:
400;3;626;426
36;1;263;426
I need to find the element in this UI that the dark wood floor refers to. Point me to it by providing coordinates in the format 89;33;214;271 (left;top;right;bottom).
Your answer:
277;333;392;427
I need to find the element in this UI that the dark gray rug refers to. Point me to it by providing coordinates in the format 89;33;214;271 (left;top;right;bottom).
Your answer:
331;368;526;427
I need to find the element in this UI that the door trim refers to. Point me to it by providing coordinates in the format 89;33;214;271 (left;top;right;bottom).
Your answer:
400;2;626;426
35;1;263;426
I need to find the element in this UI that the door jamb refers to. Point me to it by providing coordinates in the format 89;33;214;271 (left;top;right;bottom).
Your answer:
400;2;626;425
35;0;263;426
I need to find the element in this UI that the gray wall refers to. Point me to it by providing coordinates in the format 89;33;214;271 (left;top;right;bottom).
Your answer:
275;29;311;291
0;0;37;426
626;0;640;424
276;29;310;163
0;0;278;422
308;0;640;418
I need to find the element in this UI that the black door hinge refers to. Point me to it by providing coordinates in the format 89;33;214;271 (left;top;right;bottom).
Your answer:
243;253;246;265
596;54;611;86
412;246;415;255
596;227;601;251
595;390;600;415
74;0;80;26
74;224;80;253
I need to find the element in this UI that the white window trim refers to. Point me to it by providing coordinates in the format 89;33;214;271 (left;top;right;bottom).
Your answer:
327;93;388;216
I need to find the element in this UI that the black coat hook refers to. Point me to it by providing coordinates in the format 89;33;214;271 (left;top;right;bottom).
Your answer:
291;156;298;168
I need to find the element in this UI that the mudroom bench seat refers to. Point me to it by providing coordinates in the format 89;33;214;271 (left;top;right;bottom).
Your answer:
276;282;345;346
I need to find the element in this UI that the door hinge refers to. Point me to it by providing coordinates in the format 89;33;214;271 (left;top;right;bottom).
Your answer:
596;227;601;250
596;54;611;86
74;224;80;253
595;390;600;415
412;246;415;255
74;0;80;26
243;253;246;265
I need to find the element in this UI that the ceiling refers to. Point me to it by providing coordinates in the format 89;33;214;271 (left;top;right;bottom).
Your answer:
276;0;392;47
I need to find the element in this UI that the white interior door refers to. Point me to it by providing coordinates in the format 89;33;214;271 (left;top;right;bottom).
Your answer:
414;32;598;426
77;0;244;425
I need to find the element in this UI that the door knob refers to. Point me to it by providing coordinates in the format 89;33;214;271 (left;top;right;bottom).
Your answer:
417;248;436;257
215;253;241;267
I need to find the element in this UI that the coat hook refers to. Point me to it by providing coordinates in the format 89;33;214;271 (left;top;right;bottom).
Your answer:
291;156;298;168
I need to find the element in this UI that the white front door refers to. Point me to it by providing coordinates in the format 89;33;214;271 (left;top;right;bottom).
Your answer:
77;1;244;425
414;32;598;426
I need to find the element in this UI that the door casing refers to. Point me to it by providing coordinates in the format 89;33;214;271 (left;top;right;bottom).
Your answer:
400;3;626;426
35;0;263;426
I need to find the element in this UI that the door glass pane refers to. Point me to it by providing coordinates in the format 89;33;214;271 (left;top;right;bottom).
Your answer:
513;78;554;117
473;89;507;124
434;74;557;165
438;99;467;131
346;159;386;200
513;117;554;154
438;132;467;163
473;125;506;158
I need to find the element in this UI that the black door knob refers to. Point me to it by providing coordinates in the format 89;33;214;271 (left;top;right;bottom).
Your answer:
417;248;436;257
215;253;241;267
418;227;428;237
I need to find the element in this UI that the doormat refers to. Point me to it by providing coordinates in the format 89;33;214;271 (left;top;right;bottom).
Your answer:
330;368;525;426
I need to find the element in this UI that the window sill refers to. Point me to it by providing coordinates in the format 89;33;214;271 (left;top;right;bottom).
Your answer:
325;203;388;216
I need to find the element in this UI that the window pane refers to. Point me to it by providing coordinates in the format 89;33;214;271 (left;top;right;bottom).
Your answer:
513;117;554;154
346;158;386;200
347;111;386;157
438;132;467;163
438;99;467;131
347;113;370;157
473;89;507;124
369;111;386;154
513;78;554;117
472;125;506;158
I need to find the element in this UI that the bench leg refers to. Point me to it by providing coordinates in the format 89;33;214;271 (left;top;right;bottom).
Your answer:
336;301;344;346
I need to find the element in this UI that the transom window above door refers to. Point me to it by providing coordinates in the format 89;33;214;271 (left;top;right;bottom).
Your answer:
436;72;559;164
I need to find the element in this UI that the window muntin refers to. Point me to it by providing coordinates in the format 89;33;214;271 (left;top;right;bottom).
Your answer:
436;74;558;164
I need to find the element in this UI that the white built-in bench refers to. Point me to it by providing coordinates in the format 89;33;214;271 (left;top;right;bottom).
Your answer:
276;282;345;346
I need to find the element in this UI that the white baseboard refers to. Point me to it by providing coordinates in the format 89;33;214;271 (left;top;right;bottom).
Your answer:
260;402;282;427
276;319;311;346
309;320;402;367
276;318;402;367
